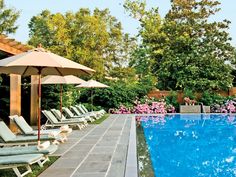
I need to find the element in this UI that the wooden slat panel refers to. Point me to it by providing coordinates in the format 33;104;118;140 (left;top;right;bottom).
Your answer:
30;75;39;125
0;42;24;55
9;74;21;132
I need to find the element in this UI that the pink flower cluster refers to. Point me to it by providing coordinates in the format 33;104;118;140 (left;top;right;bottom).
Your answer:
220;100;236;113
113;100;175;114
184;97;196;105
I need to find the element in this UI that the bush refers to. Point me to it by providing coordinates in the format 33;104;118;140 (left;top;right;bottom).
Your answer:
199;91;225;106
78;79;155;110
112;97;176;114
183;88;196;100
165;91;179;111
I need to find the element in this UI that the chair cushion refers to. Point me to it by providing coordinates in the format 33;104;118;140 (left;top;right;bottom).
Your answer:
0;154;43;165
14;116;33;134
0;121;16;142
9;135;55;143
0;144;58;156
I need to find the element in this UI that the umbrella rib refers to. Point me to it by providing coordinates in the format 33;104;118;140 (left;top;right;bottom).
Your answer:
22;66;29;76
55;67;63;76
55;67;91;76
81;70;92;75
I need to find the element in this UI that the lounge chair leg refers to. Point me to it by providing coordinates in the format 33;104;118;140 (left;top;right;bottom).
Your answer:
40;156;49;166
13;167;22;177
60;133;68;142
37;159;44;167
77;124;82;130
13;165;32;177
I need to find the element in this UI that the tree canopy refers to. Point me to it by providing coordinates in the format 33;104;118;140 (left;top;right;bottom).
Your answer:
125;0;235;91
28;8;136;79
0;0;19;34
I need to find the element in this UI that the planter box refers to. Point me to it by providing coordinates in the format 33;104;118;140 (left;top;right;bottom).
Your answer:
180;105;201;113
203;106;210;113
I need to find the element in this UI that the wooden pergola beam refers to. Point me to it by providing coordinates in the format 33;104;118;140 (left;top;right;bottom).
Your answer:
0;41;25;55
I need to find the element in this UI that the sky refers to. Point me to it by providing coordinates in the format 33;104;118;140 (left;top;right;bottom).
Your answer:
5;0;236;47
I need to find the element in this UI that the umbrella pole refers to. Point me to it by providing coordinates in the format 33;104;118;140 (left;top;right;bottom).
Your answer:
37;68;42;145
60;84;63;119
91;89;93;111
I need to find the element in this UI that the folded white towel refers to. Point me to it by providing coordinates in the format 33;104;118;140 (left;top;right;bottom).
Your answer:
66;128;72;134
60;125;69;131
37;141;50;150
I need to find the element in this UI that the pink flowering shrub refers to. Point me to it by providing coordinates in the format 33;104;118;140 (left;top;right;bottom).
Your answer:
113;97;176;114
220;100;236;113
211;99;236;113
184;97;196;105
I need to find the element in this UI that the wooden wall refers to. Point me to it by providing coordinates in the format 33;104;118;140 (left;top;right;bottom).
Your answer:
148;88;236;103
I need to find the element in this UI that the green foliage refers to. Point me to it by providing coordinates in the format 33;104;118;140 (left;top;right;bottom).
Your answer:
28;8;136;79
0;74;10;123
41;85;79;110
26;8;140;112
78;79;155;110
124;0;235;91
165;91;179;110
80;102;103;112
183;88;195;100
129;46;154;78
0;0;19;34
199;91;225;106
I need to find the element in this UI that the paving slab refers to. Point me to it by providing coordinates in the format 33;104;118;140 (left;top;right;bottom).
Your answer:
72;172;106;177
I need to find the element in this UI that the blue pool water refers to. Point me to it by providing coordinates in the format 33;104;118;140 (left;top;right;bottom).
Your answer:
140;114;236;177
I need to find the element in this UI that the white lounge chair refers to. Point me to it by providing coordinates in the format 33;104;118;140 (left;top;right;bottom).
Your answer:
0;121;56;146
62;107;90;124
0;153;44;177
42;110;85;130
77;104;105;118
70;106;95;122
10;115;71;143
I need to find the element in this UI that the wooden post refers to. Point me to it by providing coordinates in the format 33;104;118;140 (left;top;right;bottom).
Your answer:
9;74;21;131
30;75;39;125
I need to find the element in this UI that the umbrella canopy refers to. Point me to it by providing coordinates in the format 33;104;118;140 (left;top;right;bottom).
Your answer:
76;79;109;88
0;47;94;76
76;80;109;110
41;75;85;84
41;75;85;117
0;47;95;145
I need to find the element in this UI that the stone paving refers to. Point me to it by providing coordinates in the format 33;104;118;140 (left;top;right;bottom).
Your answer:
39;114;133;177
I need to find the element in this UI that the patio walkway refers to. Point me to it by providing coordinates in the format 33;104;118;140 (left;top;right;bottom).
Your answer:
39;114;133;177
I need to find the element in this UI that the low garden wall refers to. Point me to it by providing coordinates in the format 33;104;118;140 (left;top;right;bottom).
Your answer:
148;88;236;104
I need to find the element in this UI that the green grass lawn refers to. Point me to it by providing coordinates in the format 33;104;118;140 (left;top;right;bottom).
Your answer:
90;114;109;124
0;156;59;177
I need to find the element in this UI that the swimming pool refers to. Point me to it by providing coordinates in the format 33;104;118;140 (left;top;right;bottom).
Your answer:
139;114;236;177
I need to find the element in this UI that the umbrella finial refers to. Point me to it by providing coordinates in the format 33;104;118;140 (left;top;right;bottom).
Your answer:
34;44;46;52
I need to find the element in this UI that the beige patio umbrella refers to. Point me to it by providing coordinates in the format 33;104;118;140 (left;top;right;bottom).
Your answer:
0;47;95;145
41;75;85;118
76;79;109;110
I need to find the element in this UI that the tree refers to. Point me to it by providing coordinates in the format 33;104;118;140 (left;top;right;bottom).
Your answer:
28;8;136;79
124;0;235;91
0;0;19;34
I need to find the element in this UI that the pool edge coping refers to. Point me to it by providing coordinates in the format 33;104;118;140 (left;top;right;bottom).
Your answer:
125;115;138;177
